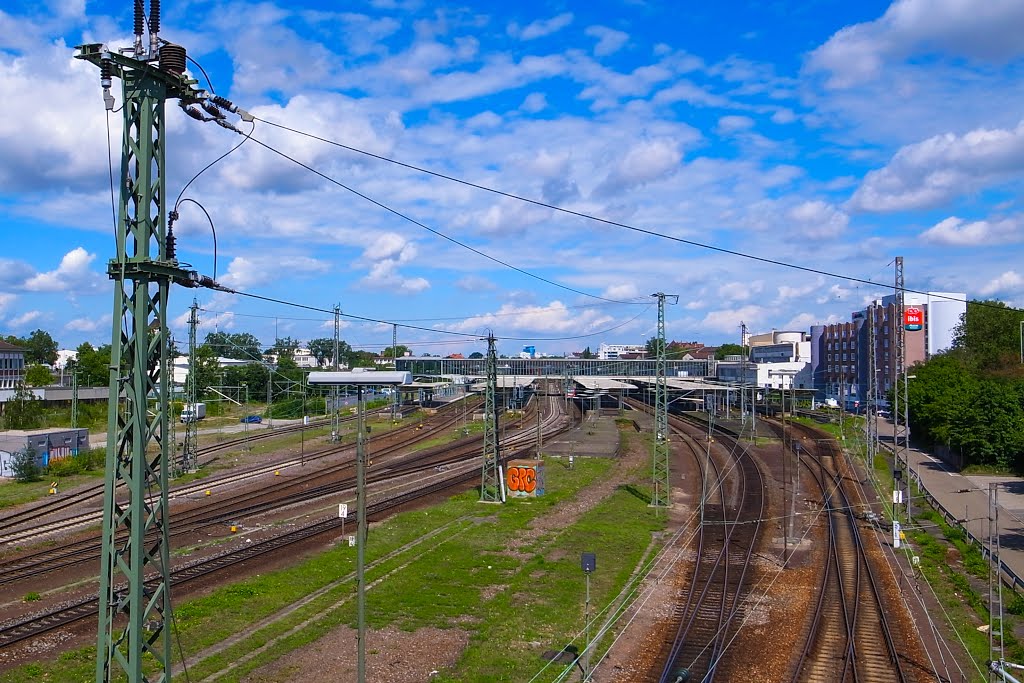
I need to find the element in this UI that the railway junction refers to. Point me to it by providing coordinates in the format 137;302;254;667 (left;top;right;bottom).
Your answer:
0;380;990;682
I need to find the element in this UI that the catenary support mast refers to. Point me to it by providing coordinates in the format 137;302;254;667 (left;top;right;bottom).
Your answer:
481;333;501;502
182;299;199;472
651;292;678;508
76;5;226;679
893;256;910;520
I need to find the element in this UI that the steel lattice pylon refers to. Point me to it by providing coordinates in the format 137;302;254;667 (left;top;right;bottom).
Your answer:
866;304;878;467
76;31;208;682
480;333;502;502
651;292;678;508
331;304;341;440
893;256;911;521
182;299;199;472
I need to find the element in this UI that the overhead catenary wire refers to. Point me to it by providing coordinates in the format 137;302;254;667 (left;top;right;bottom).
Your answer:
251;114;1018;314
243;133;644;306
228;288;654;343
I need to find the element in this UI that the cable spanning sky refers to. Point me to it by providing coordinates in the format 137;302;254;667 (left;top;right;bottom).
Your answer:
0;0;1021;356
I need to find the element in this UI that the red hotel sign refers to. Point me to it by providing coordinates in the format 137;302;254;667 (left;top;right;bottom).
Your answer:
904;307;923;331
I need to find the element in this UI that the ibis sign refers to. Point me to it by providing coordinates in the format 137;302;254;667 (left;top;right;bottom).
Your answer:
904;307;923;331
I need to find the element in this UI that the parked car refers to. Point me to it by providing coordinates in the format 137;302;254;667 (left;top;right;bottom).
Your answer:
877;409;891;420
240;415;263;424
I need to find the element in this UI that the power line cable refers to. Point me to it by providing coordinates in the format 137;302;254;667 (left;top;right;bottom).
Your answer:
244;134;643;306
227;288;652;342
252;115;1017;313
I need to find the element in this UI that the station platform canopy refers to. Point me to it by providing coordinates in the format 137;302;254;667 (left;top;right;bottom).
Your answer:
627;377;733;392
573;377;637;391
468;376;538;389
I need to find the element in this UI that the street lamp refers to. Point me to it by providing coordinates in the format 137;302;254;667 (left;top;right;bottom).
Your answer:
307;370;412;683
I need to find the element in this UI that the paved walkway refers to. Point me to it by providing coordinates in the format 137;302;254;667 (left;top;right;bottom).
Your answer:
876;419;1024;589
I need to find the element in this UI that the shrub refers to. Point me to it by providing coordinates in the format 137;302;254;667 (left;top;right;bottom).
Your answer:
12;446;41;482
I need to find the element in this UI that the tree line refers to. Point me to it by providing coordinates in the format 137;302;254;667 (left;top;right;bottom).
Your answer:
905;300;1024;471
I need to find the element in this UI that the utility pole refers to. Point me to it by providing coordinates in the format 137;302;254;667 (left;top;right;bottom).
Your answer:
392;323;399;420
75;7;229;679
990;483;1006;681
331;304;341;441
651;292;679;508
535;389;543;457
182;299;199;473
894;256;911;522
867;304;878;470
480;333;501;502
70;360;80;429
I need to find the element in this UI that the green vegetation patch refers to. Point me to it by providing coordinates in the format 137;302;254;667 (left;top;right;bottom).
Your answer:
2;451;664;683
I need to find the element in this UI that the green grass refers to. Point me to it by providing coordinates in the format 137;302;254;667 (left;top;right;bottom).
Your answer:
0;445;662;683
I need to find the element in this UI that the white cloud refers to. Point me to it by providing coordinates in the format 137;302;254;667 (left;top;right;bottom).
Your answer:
787;201;849;239
979;271;1024;297
0;293;15;316
920;215;1024;246
716;115;755;135
585;26;628;57
22;247;100;292
509;13;574;41
364;233;416;262
602;283;640;301
849;121;1024;212
520;92;547;113
700;306;765;334
594;138;682;196
455;275;496;292
808;0;1024;89
65;315;107;333
718;280;763;303
220;255;331;290
9;310;44;327
447;301;613;335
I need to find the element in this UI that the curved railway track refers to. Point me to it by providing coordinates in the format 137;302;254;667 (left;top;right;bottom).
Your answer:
0;393;571;650
622;399;766;682
0;398;490;582
0;404;414;539
656;413;765;683
785;424;907;683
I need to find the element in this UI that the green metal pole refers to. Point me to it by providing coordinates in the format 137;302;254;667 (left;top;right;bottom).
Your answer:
356;385;367;683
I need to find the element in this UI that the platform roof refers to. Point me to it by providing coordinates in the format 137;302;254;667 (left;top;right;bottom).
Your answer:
573;377;637;391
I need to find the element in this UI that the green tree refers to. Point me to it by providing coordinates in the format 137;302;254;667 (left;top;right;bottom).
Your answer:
381;345;411;361
468;351;484;359
307;337;352;368
24;364;55;387
23;329;59;365
11;446;41;482
203;331;263;361
188;345;222;399
715;343;748;360
349;350;378;368
75;342;112;386
951;299;1024;371
2;384;44;430
580;347;595;359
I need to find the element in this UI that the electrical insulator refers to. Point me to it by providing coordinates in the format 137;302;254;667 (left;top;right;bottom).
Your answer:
200;100;225;119
159;43;186;74
180;105;207;122
100;55;114;110
150;0;161;36
134;1;144;37
166;231;176;260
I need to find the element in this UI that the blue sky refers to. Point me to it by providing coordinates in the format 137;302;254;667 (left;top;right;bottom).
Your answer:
0;0;1021;357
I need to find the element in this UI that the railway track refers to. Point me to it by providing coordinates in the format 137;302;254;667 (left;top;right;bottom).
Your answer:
784;423;907;683
622;399;766;682
656;413;765;682
0;398;488;582
0;405;412;539
0;393;571;650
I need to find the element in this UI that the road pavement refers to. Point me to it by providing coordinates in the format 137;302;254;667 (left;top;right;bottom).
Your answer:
875;418;1024;589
